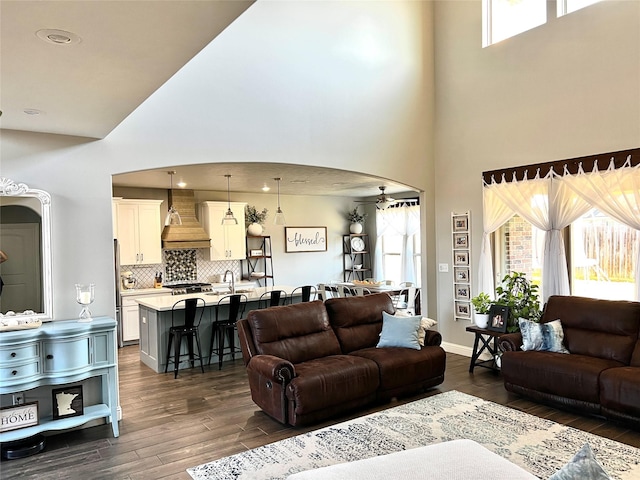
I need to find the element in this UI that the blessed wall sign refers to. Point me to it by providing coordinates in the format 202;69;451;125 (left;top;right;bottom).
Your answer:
285;227;328;253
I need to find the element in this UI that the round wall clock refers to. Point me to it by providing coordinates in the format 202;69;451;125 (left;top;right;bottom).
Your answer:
351;237;365;252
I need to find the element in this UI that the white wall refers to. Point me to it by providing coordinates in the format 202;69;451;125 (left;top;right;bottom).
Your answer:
0;1;435;320
433;0;640;351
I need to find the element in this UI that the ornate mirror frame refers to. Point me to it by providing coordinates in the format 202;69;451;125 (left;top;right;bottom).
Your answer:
0;177;53;320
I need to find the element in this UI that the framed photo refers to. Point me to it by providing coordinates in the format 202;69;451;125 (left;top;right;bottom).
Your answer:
454;267;470;283
453;251;469;266
452;215;468;232
249;249;263;257
487;305;509;333
285;227;327;253
454;284;470;300
453;233;469;249
52;385;84;420
0;402;39;433
455;301;471;319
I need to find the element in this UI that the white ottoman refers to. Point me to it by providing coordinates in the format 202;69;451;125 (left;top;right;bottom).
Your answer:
286;439;538;480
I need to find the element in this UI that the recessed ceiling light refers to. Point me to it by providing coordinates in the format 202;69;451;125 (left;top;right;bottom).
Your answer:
36;29;81;45
23;109;42;115
261;184;270;192
176;181;187;188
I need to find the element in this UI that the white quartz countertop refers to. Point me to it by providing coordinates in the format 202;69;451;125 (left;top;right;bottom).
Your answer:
135;285;300;311
120;287;172;297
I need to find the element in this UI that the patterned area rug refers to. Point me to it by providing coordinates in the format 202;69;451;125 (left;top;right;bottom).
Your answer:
187;390;640;480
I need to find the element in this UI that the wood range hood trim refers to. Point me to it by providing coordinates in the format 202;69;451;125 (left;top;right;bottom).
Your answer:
161;189;211;250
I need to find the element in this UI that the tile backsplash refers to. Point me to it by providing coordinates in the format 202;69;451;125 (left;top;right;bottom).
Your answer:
121;249;241;288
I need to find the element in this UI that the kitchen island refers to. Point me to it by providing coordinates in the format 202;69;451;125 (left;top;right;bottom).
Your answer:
136;285;300;373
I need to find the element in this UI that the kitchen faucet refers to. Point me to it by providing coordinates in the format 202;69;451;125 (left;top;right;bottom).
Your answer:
223;270;235;294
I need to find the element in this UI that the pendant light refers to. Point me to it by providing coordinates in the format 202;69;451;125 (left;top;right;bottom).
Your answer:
164;171;182;226
273;177;286;225
221;174;238;225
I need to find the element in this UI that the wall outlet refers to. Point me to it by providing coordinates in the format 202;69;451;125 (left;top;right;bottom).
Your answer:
12;392;25;405
438;263;449;272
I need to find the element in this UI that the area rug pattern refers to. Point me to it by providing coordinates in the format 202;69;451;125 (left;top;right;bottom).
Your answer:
187;390;640;480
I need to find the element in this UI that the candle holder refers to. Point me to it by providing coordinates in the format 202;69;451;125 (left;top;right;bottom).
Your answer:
75;283;95;322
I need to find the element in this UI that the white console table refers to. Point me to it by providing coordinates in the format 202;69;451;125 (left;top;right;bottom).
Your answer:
0;317;119;443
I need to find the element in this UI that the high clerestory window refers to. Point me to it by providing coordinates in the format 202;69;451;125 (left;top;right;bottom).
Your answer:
483;0;602;47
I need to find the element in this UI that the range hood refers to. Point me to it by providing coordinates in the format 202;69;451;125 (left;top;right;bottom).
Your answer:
161;189;211;250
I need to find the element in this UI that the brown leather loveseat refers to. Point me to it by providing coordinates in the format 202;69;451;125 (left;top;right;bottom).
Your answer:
500;295;640;428
237;293;446;426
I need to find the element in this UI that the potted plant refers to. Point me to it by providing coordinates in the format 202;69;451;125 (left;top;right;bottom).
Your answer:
347;207;367;234
245;205;268;236
470;292;492;329
494;271;541;333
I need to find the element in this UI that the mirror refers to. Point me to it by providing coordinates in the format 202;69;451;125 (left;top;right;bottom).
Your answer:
0;177;53;320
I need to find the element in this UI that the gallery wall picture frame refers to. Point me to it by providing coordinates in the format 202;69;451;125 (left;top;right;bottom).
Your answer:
454;267;470;283
0;402;39;433
453;233;469;249
487;305;509;333
454;283;470;300
52;385;84;420
455;301;471;319
452;215;468;232
453;251;469;266
285;227;328;253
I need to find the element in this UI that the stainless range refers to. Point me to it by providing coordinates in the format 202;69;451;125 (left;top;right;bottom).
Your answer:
167;282;214;295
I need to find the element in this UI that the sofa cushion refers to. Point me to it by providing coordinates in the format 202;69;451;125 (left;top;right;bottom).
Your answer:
394;311;438;346
542;296;640;364
599;366;640;419
519;318;568;353
286;355;379;415
501;350;623;405
350;345;446;393
376;311;421;350
246;301;342;363
325;293;395;353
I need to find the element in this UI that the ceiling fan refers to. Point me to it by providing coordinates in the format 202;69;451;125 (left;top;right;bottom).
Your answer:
357;186;398;210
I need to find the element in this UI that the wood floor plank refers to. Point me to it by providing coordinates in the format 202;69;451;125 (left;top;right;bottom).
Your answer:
1;347;638;479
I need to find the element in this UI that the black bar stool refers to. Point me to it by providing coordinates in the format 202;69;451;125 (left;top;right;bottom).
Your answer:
210;294;248;370
258;289;288;309
289;285;317;304
164;297;206;378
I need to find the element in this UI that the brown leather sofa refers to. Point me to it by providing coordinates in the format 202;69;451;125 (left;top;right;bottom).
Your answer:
499;295;640;428
237;293;446;426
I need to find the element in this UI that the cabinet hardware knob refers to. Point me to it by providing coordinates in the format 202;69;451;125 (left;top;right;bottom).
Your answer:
46;354;54;359
11;352;16;357
12;370;17;375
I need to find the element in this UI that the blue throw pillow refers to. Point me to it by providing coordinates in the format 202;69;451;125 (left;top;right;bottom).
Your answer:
548;443;612;480
376;311;421;350
519;318;569;353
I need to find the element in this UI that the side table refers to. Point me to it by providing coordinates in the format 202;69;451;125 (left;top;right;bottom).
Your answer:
465;325;502;373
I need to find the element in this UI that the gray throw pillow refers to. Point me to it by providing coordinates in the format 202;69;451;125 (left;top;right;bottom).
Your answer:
548;443;612;480
519;318;569;353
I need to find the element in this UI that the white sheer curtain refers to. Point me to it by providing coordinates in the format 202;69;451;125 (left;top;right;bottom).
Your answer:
374;203;419;283
478;187;514;298
487;170;592;302
560;158;640;300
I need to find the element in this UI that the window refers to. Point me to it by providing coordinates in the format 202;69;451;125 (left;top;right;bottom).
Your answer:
380;233;421;286
495;212;638;302
558;0;601;17
570;210;639;301
483;0;546;47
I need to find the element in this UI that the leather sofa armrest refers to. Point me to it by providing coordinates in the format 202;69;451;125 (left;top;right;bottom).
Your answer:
247;354;296;385
423;330;442;347
499;332;523;352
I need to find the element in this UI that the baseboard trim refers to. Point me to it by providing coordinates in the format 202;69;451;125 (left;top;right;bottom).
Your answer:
441;342;492;361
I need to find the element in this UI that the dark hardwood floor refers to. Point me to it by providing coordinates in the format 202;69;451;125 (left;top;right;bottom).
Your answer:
2;347;639;479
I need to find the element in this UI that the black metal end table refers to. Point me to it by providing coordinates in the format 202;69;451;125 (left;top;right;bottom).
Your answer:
465;325;502;373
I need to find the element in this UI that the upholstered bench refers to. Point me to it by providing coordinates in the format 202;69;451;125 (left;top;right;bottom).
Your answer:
286;439;538;480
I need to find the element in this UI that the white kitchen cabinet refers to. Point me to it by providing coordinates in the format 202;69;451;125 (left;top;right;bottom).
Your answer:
114;199;163;265
199;201;247;260
120;289;171;345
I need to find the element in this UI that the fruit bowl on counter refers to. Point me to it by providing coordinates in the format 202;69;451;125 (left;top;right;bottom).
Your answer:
353;279;382;286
